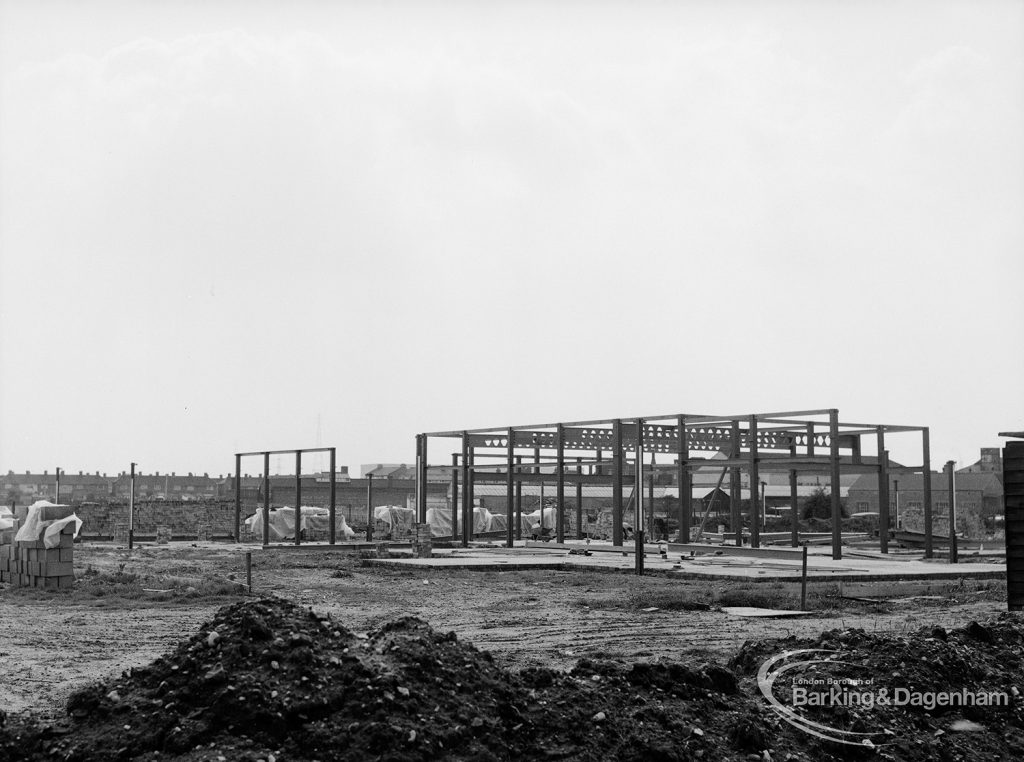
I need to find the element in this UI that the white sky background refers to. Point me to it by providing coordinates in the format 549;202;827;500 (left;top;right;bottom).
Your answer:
1;0;1022;477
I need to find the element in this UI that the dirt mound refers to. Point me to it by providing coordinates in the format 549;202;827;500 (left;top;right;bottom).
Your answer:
2;598;1024;761
0;597;749;761
731;613;1024;758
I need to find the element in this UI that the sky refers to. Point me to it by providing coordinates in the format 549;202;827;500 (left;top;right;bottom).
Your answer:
1;0;1022;478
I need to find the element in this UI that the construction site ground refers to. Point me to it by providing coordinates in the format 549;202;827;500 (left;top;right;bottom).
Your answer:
0;539;1008;724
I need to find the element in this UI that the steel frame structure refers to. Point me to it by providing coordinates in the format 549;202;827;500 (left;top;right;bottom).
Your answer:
234;447;337;546
415;409;935;568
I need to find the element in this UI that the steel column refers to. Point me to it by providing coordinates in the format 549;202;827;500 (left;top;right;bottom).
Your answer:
677;415;690;542
730;420;741;546
947;460;958;564
556;424;565;543
515;456;523;541
749;415;760;549
129;462;136;550
877;427;889;554
451;453;459;542
262;453;270;547
575;458;583;539
635;420;644;575
789;464;799;548
829;409;841;560
294;451;302;546
612;419;623;547
506;427;514;548
923;428;933;558
234;455;241;544
461;434;471;547
329;447;337;545
365;473;373;542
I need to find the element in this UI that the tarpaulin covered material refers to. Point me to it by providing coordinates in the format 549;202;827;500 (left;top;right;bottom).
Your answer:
523;508;558;530
14;500;82;548
244;507;355;541
373;505;416;537
0;504;14;532
424;506;498;537
425;507;452;538
488;513;534;537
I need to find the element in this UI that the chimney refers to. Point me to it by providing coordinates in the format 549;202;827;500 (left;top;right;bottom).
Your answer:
79;471;83;476
171;472;176;477
188;472;193;477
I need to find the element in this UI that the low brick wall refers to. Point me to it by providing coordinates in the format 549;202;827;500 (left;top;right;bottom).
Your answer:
75;500;239;539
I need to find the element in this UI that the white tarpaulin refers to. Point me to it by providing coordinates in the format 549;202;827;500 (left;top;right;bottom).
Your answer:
244;506;355;541
424;506;497;537
488;513;535;537
373;505;416;536
13;500;82;548
523;508;558;530
0;504;13;532
426;507;452;538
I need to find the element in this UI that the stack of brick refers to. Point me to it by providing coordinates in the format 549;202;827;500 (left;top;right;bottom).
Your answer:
1;505;75;589
411;523;433;558
0;520;19;583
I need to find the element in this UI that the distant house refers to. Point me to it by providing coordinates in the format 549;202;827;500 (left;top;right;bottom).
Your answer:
112;471;218;500
847;470;1003;537
60;471;114;502
2;471;55;504
361;464;417;480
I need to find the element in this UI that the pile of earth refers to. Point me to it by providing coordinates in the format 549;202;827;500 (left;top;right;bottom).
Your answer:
0;597;1022;761
729;614;1024;760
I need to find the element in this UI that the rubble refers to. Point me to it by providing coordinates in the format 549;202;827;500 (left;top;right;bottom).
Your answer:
0;598;1022;760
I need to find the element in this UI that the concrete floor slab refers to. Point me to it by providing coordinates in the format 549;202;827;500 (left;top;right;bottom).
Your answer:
362;542;1006;582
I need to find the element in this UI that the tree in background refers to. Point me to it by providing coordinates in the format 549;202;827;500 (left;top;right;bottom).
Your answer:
801;488;848;520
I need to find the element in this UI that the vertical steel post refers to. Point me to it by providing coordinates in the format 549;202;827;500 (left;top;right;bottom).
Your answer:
556;424;565;544
947;460;958;564
829;409;842;560
877;428;890;554
129;462;136;550
55;467;61;504
366;473;374;542
922;428;933;558
677;415;690;543
576;458;583;539
515;455;523;541
234;454;241;544
635;420;644;575
730;420;741;546
450;452;459;543
506;428;514;548
295;451;302;546
894;479;900;529
418;435;428;523
749;415;760;549
245;551;252;595
329;447;337;545
612;419;623;547
800;546;808;610
647;453;655;540
461;433;471;547
262;452;271;547
789;463;799;547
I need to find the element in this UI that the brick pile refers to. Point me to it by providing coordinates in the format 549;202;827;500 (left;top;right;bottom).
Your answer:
411;522;432;558
0;505;75;589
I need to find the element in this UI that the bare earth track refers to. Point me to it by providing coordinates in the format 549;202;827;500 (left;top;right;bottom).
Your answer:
0;542;1007;722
